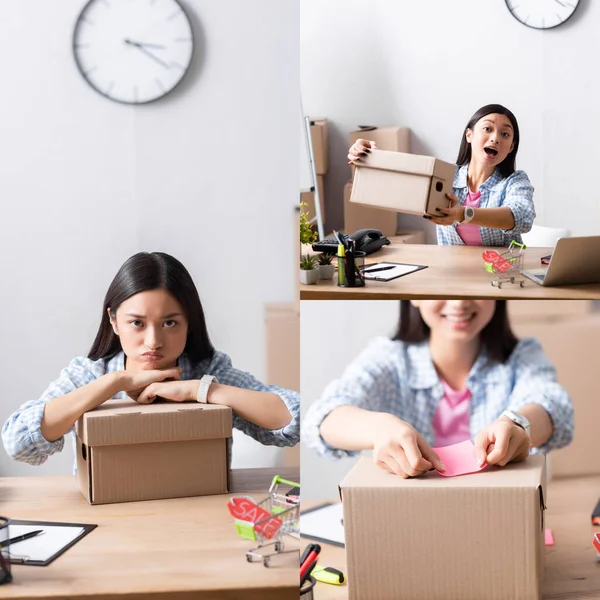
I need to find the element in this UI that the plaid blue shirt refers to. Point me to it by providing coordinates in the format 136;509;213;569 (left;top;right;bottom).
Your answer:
3;351;300;468
437;165;536;247
303;337;573;459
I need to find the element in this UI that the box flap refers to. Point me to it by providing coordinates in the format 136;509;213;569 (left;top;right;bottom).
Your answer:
76;399;232;447
340;454;545;491
357;150;455;181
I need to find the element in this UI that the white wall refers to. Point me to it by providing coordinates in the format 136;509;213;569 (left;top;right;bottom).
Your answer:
300;300;400;501
0;0;298;476
301;0;599;239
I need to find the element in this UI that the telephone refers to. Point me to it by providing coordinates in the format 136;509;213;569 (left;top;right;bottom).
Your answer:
312;229;391;255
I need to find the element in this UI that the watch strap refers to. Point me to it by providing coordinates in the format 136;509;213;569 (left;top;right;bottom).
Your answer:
197;375;218;403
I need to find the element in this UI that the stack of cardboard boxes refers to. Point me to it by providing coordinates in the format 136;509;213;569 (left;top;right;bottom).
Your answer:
301;118;328;224
508;300;600;478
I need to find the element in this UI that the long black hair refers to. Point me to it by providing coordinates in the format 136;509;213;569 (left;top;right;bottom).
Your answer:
88;252;214;364
455;104;520;178
392;301;518;364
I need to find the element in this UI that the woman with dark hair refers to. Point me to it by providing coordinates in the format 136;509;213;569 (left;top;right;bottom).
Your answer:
348;104;535;247
303;300;572;478
3;252;299;467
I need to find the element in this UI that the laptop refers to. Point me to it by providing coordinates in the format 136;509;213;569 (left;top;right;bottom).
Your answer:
522;236;600;286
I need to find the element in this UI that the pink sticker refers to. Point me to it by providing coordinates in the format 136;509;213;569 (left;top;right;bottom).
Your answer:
433;440;486;477
545;529;554;546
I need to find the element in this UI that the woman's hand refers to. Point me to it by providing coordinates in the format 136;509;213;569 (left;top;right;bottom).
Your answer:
134;379;198;405
372;414;445;478
474;417;532;468
120;367;182;400
425;193;464;226
347;138;377;165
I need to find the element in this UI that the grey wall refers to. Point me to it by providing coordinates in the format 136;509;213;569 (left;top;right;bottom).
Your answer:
301;0;599;239
0;0;298;476
300;301;400;501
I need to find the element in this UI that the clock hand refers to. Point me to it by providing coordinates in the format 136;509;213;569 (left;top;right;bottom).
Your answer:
124;39;170;69
125;40;166;50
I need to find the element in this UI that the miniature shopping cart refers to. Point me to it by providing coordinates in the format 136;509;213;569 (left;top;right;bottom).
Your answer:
227;475;300;567
482;241;526;288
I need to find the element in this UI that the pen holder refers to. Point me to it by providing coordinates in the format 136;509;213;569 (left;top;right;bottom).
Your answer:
337;250;366;288
0;517;12;585
300;575;316;600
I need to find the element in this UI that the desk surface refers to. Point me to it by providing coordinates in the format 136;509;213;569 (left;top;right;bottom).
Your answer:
0;467;300;600
300;240;600;299
302;474;600;600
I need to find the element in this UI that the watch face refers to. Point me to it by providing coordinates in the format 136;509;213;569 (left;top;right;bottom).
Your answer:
505;0;579;30
73;0;194;104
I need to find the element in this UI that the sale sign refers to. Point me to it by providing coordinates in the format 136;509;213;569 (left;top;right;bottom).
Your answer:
227;496;283;539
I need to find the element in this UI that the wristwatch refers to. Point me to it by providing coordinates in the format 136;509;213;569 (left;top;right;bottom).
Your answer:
459;206;475;224
196;375;218;403
500;410;531;438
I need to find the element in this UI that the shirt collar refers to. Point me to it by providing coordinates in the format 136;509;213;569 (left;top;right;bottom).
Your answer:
454;164;503;191
406;342;500;390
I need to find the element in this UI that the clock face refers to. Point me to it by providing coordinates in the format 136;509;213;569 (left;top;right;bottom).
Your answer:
505;0;580;30
73;0;194;104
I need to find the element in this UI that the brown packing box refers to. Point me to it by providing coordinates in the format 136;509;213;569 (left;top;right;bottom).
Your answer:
265;303;300;468
510;312;600;478
340;455;546;600
310;118;328;175
349;126;410;152
344;180;397;237
351;150;456;217
76;399;232;505
300;175;325;223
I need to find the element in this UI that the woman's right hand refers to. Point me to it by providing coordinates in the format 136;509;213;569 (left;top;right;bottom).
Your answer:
372;413;445;478
119;367;182;400
347;138;377;165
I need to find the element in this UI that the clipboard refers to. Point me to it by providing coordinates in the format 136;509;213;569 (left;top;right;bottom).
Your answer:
300;502;345;548
360;261;428;282
8;519;97;566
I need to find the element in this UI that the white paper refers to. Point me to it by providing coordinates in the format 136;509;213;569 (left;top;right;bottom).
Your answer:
300;503;345;546
8;524;85;562
362;262;422;281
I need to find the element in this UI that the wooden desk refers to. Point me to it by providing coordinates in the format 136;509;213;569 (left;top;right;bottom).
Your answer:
303;475;600;599
0;467;300;600
301;240;600;299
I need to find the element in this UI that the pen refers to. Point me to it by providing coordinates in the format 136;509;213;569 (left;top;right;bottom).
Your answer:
4;529;44;547
362;265;395;274
300;543;317;566
300;543;321;586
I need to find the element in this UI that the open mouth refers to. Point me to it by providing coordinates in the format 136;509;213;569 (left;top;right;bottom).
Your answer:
484;147;498;157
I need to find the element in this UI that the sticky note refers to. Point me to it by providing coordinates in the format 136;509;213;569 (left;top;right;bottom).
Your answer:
433;440;486;477
545;529;554;546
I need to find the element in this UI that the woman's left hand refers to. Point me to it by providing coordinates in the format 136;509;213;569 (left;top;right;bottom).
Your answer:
474;416;532;467
425;193;464;226
133;380;199;404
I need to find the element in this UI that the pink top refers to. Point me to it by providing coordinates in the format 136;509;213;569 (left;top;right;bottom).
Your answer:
432;379;471;448
456;190;482;246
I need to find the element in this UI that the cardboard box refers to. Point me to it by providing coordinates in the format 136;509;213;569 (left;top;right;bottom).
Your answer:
344;180;397;237
340;455;546;600
300;175;325;224
76;400;232;505
349;126;410;152
351;150;456;217
508;300;594;322
511;313;600;478
310;118;328;175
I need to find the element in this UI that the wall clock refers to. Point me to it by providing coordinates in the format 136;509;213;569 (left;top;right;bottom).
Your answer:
505;0;580;30
73;0;194;104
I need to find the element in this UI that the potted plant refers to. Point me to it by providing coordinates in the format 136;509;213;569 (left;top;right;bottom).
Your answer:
316;253;335;280
300;253;319;285
299;202;317;246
